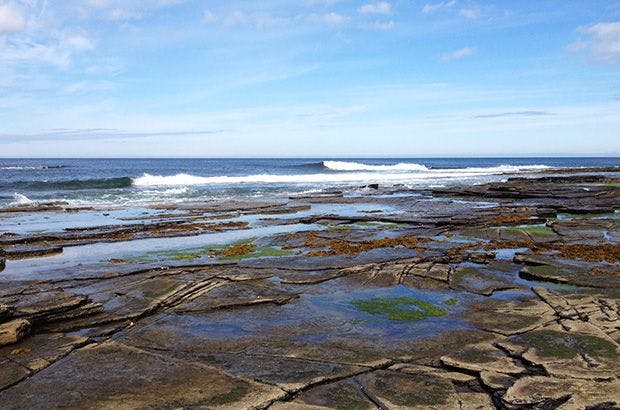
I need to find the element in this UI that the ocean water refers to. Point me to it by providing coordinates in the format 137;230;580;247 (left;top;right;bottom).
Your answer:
0;158;617;208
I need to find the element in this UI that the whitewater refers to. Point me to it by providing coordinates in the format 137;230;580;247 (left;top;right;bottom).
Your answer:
6;157;615;208
133;161;551;187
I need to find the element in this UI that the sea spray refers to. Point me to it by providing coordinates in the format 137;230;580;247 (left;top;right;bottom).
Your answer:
11;193;34;205
132;164;551;187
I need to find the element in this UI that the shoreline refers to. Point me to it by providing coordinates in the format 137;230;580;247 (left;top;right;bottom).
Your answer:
0;166;619;408
1;160;617;209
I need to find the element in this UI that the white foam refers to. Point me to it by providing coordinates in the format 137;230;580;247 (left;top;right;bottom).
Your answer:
132;163;551;188
0;166;61;170
162;186;190;196
11;193;35;205
2;166;39;170
455;164;550;173
323;161;429;172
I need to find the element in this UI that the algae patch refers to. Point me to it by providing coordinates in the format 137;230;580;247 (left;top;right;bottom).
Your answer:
327;221;399;231
517;330;619;359
505;225;556;238
444;297;458;306
121;238;292;263
351;296;447;321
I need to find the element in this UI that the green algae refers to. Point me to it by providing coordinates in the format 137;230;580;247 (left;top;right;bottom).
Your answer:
327;224;351;231
327;221;399;231
505;225;556;237
118;238;292;263
206;382;250;406
322;382;372;410
518;330;619;359
520;265;569;284
222;245;293;260
163;381;249;408
500;314;540;331
351;296;447;321
373;373;453;406
572;333;619;359
169;252;202;261
459;349;495;363
444;297;458;306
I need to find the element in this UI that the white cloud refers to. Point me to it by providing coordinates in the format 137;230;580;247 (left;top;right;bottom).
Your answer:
253;13;290;29
364;20;395;30
569;22;620;64
65;34;94;51
158;0;185;5
441;46;476;61
421;0;456;14
214;10;290;29
1;40;72;68
304;0;341;6
0;3;26;35
312;12;347;25
358;2;392;15
107;8;143;21
0;9;94;70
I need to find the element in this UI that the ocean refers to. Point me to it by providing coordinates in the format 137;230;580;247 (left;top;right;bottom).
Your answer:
0;157;617;208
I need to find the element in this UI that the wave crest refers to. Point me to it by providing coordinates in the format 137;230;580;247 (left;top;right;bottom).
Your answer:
11;193;35;205
323;161;430;172
132;164;551;187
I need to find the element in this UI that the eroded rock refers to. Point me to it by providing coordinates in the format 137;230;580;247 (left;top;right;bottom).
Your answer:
0;319;30;347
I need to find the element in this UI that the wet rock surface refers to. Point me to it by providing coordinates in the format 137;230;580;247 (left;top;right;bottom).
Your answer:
0;168;618;408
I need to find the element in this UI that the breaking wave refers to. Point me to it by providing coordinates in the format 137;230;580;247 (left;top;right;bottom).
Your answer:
11;193;35;205
322;161;430;172
132;163;551;187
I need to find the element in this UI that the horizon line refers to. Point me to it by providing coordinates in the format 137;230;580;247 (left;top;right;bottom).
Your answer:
0;155;619;160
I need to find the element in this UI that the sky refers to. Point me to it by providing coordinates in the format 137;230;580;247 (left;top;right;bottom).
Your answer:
0;0;619;158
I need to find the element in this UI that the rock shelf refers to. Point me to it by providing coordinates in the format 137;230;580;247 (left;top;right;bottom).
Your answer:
0;168;618;409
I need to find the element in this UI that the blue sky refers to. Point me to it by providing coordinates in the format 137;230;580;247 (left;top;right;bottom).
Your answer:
0;0;619;157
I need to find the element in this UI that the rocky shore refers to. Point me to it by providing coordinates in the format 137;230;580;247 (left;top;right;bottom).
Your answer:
0;168;618;409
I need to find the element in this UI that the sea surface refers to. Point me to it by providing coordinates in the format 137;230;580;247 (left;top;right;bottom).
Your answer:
0;158;617;208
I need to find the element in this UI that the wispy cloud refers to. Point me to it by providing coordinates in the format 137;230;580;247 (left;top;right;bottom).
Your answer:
363;20;395;30
310;12;348;25
0;128;228;143
0;3;26;34
569;21;620;64
81;0;186;21
441;46;476;61
65;34;95;51
474;111;554;119
421;0;456;14
459;7;482;19
358;2;392;15
107;8;143;21
200;9;292;29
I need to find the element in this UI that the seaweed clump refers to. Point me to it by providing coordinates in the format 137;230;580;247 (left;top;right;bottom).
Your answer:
308;236;432;256
219;242;257;258
557;243;620;263
351;296;447;321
